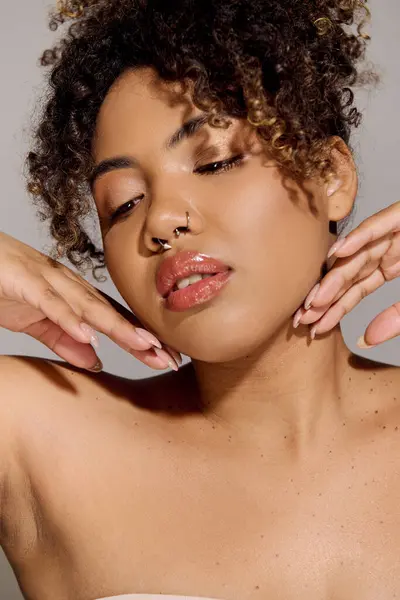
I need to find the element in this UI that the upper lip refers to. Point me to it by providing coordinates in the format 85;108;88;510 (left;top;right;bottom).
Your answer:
156;250;232;298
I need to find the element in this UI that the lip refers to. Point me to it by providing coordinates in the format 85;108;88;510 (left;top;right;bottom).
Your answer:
156;250;232;299
165;270;232;312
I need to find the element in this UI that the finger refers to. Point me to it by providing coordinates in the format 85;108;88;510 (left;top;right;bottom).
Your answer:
361;302;400;346
54;270;181;366
301;269;377;327
119;344;179;370
164;345;183;366
25;318;102;370
41;275;161;352
25;318;175;372
308;235;392;309
329;200;400;258
304;268;385;335
21;277;173;371
21;278;108;347
130;346;179;371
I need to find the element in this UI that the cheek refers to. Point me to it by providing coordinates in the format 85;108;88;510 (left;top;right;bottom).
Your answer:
103;241;149;311
228;169;327;315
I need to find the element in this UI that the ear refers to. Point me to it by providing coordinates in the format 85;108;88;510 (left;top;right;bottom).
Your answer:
324;136;358;224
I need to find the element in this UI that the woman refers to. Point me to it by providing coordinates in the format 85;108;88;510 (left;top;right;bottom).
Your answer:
0;0;399;599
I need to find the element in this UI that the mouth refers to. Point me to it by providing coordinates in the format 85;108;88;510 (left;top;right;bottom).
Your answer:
155;250;233;311
169;272;216;294
163;269;233;312
156;250;232;299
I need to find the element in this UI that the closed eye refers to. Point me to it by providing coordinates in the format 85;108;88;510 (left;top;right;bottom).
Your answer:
195;153;245;175
107;153;245;223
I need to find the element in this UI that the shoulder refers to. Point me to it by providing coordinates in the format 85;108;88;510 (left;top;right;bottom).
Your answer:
0;355;133;547
0;353;193;472
0;354;164;560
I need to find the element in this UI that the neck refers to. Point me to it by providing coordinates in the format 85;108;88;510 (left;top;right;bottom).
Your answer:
186;324;357;457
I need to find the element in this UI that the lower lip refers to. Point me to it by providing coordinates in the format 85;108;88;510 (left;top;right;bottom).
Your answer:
164;271;232;312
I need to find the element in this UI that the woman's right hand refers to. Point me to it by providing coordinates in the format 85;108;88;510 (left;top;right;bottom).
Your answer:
0;232;181;372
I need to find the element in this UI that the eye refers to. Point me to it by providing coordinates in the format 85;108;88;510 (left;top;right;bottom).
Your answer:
107;154;245;224
195;154;245;175
108;194;144;222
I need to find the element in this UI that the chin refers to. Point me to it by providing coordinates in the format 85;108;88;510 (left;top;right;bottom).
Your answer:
169;324;270;363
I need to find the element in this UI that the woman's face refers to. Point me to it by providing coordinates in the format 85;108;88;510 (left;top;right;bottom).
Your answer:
92;67;336;361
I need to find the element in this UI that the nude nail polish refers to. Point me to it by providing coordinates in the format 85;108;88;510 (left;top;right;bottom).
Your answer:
357;335;377;349
153;347;179;371
88;358;103;372
135;328;162;349
293;308;303;329
327;237;347;259
304;283;320;310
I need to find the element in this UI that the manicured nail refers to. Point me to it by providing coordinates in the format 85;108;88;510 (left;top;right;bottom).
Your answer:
310;325;317;341
304;283;320;310
357;335;377;349
327;237;347;259
88;358;103;372
165;346;183;366
80;323;100;349
153;347;179;371
293;308;303;329
135;328;162;349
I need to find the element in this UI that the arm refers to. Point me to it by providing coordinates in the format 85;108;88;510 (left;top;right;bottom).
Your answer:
0;355;42;556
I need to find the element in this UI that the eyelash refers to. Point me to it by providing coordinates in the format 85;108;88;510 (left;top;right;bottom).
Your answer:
108;153;245;222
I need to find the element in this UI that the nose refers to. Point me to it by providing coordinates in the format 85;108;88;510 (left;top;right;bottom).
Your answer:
143;180;201;252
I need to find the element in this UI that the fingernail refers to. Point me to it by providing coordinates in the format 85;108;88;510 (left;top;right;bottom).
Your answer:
135;328;162;349
357;335;377;349
165;346;183;366
310;325;317;341
80;323;100;349
88;358;103;372
304;283;320;310
153;347;179;371
327;237;347;259
293;308;303;329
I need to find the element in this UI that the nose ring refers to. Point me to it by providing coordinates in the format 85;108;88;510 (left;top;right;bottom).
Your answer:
174;211;190;237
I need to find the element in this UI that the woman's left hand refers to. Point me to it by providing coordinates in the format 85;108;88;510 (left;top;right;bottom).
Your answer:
294;200;400;348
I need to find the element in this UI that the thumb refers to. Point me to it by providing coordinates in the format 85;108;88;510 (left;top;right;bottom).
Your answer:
358;302;400;348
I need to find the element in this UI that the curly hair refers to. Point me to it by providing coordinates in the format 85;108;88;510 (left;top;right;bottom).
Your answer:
26;0;376;283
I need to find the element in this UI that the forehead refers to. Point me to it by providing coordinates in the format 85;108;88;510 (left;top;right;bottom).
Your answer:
92;67;200;159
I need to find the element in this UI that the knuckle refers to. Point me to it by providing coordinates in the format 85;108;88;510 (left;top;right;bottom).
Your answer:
81;289;99;304
108;314;128;337
41;286;60;301
359;284;368;301
44;256;63;270
341;302;352;317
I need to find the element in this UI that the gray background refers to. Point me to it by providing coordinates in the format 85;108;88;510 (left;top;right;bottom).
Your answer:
0;0;399;597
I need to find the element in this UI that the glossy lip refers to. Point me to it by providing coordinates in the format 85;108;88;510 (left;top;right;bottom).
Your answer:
165;270;232;312
156;250;232;299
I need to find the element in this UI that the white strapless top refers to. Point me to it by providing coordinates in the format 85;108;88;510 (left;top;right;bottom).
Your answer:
96;596;223;599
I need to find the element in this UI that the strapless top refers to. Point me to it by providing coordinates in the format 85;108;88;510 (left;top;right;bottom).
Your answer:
96;596;223;599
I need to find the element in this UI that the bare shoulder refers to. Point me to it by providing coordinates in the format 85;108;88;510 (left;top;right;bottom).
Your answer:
0;355;149;550
0;352;193;462
0;354;194;549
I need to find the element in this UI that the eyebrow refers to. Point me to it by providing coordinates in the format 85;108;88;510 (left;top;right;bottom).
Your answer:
90;113;209;191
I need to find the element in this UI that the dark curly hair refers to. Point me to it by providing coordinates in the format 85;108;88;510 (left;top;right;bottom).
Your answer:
26;0;376;283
